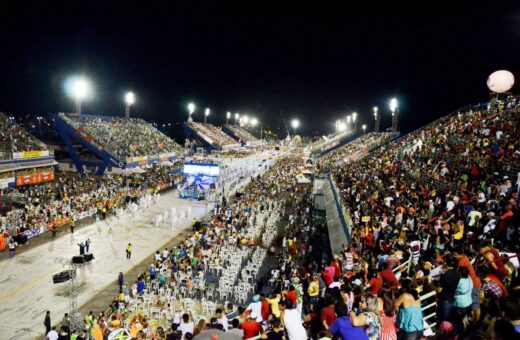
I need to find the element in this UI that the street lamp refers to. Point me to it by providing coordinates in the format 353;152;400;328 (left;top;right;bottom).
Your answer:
362;124;367;134
390;98;398;132
70;77;90;114
204;108;210;123
125;92;135;118
352;112;358;132
226;112;231;124
373;106;379;132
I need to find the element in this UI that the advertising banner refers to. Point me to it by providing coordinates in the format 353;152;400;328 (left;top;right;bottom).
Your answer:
16;171;55;186
12;150;50;159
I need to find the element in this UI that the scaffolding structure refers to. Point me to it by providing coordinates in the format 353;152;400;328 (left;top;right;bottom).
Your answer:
54;257;85;332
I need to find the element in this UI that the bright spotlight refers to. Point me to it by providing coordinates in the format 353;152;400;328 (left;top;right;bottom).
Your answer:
71;77;89;100
188;102;196;114
243;115;249;124
234;113;239;120
390;98;398;112
251;118;258;127
352;112;357;122
291;119;300;129
226;112;231;119
205;108;210;116
125;92;135;105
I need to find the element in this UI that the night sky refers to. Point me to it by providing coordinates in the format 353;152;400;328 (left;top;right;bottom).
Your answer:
0;1;519;137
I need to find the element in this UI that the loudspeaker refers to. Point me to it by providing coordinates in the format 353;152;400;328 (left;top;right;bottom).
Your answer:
83;253;94;262
72;256;85;264
52;270;72;284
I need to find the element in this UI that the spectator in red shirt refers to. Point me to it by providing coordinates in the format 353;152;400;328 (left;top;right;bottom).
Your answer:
379;262;398;287
283;286;298;307
368;271;383;295
322;266;334;286
320;297;337;330
242;313;262;339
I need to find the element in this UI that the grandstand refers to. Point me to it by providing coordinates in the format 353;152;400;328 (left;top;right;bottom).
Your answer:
183;121;240;150
0;112;56;188
222;124;262;146
320;99;520;335
54;113;182;175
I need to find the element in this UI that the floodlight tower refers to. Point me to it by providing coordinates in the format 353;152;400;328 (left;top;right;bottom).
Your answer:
204;108;210;123
125;92;135;118
71;78;89;114
373;106;379;132
390;98;398;132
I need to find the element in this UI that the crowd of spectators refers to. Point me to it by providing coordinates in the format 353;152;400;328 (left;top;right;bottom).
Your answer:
2;165;184;246
315;99;520;338
187;122;238;147
61;114;183;159
0;112;48;155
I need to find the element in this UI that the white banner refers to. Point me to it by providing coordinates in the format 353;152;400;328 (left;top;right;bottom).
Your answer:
0;177;14;189
73;208;98;221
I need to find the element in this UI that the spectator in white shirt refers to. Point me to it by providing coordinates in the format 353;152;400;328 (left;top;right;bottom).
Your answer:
215;308;229;331
178;313;194;338
47;326;59;340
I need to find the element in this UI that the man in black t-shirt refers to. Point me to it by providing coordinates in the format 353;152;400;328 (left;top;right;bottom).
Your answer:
435;255;460;322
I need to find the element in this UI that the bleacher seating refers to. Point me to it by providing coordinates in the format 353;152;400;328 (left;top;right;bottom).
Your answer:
224;125;260;143
60;113;182;160
187;122;238;148
0;113;49;159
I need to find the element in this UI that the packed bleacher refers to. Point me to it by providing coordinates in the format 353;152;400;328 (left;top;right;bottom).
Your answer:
309;131;349;155
187;122;238;148
60;113;183;160
316;99;520;339
1;165;184;246
0;112;49;158
224;125;260;143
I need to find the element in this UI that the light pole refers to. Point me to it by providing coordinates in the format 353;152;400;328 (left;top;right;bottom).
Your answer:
352;112;357;132
373;106;379;132
346;115;352;131
362;124;367;134
204;108;210;123
291;119;300;136
36;116;43;134
187;102;196;122
390;98;398;132
234;113;240;126
125;92;135;118
226;112;231;124
71;77;89;114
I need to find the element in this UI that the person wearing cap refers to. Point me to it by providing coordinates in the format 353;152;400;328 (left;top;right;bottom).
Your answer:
242;313;262;339
246;295;263;322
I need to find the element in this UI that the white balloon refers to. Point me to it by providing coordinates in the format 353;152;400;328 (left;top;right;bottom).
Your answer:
487;70;515;93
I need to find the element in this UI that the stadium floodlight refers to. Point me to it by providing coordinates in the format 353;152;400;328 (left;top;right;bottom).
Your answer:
68;76;90;114
347;115;351;123
338;122;346;132
291;119;300;129
373;106;379;132
188;102;196;115
226;111;231;124
251;118;258;127
243;115;249;125
390;98;398;112
390;98;399;131
125;92;135;118
204;108;210;122
234;113;240;126
352;112;357;122
362;124;367;134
